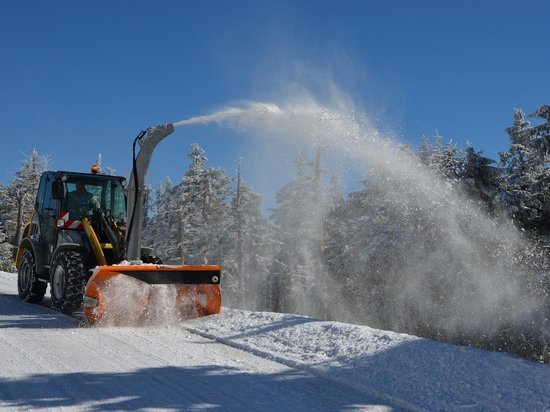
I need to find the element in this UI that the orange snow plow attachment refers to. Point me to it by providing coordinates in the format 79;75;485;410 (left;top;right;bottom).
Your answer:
83;264;221;326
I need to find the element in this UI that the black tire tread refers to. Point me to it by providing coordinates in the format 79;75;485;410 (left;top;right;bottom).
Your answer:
50;251;86;314
17;250;47;303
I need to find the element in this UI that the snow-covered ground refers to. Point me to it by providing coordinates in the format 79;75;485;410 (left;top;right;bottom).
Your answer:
1;271;549;411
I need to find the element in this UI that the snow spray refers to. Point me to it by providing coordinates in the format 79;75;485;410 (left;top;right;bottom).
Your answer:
172;98;547;349
92;276;196;327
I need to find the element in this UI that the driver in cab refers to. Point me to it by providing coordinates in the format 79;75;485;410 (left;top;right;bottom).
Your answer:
67;181;100;218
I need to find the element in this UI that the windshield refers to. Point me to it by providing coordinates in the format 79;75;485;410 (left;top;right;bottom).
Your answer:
63;176;126;222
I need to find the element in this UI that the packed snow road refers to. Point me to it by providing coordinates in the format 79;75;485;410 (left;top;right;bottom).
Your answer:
1;271;549;411
0;272;390;411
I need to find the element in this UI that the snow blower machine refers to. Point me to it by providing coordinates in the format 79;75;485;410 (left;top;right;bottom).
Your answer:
14;124;221;325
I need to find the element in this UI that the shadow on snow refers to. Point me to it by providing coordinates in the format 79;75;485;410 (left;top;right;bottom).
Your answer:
0;365;393;411
0;293;79;329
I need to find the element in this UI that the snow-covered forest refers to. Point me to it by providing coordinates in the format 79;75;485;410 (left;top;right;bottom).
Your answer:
1;105;549;363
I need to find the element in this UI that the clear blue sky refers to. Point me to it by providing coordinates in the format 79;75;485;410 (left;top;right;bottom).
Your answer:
1;0;549;204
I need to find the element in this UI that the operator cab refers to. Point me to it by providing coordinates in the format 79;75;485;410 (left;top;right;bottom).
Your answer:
52;171;127;224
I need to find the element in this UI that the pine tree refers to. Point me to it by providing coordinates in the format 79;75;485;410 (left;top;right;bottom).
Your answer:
9;149;49;247
0;185;15;271
176;144;231;265
418;134;465;179
268;153;328;316
223;162;274;310
323;177;407;326
499;106;550;232
456;144;499;207
143;177;179;262
0;150;48;270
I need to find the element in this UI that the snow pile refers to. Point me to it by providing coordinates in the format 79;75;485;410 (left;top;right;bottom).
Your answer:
186;309;550;411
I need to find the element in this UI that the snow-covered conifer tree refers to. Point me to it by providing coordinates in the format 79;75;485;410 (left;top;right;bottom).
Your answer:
0;185;15;271
268;154;329;317
148;176;181;263
223;161;274;310
458;144;499;208
176;144;231;265
418;134;465;179
498;106;550;231
9;149;49;247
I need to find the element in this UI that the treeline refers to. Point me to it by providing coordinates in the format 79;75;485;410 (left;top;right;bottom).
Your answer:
1;106;549;362
143;105;550;362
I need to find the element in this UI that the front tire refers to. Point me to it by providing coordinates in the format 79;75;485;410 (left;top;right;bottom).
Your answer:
17;250;47;303
50;251;87;314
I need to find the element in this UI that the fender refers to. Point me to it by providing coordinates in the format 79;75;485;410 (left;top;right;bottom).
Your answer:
50;242;87;270
13;222;32;261
14;237;52;278
14;238;36;271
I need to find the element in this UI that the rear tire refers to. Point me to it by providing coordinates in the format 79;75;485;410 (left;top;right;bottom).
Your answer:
50;251;87;314
17;250;47;303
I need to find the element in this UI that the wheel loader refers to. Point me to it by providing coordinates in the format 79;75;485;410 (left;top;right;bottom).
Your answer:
13;124;221;325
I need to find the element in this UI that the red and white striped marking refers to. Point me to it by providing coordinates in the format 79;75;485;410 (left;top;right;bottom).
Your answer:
60;211;82;229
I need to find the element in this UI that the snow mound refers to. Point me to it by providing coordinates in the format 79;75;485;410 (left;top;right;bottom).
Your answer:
186;309;550;411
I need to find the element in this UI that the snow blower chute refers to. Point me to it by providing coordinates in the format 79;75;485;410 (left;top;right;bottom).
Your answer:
13;124;221;325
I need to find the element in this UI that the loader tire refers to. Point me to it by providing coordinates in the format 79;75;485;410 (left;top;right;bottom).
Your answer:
17;250;47;303
50;251;87;314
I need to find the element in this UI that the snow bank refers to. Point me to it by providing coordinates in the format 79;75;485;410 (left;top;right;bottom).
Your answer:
186;309;550;411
